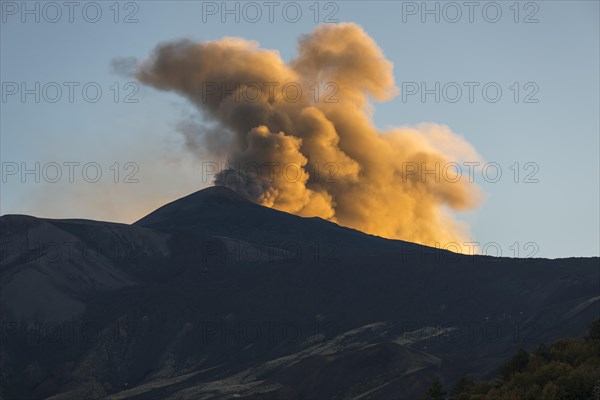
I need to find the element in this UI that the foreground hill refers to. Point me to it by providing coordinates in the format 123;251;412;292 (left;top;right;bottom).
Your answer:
1;186;598;399
419;320;600;399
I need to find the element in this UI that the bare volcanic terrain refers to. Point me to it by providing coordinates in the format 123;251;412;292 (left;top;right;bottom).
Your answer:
1;186;598;399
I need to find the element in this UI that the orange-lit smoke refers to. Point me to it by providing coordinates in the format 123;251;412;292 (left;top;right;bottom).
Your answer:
136;23;482;245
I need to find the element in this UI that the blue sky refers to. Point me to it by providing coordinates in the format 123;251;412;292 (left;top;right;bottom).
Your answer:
1;1;598;258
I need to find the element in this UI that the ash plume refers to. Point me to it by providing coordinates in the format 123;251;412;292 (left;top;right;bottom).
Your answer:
135;23;482;245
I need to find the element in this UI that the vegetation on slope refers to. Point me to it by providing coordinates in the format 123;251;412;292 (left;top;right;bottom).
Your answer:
421;319;600;400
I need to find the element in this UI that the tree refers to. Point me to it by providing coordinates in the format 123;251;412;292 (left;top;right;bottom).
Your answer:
534;343;551;361
584;319;600;343
451;375;473;397
420;379;446;400
498;348;529;381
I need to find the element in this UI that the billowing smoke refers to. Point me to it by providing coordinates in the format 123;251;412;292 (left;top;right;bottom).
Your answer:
135;23;482;245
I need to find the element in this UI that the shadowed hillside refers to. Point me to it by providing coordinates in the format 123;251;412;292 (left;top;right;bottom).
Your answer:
1;187;598;399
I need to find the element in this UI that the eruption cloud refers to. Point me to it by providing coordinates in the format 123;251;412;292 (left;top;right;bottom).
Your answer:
136;23;482;245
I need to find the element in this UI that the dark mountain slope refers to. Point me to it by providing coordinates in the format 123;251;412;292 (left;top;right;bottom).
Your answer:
0;186;598;399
